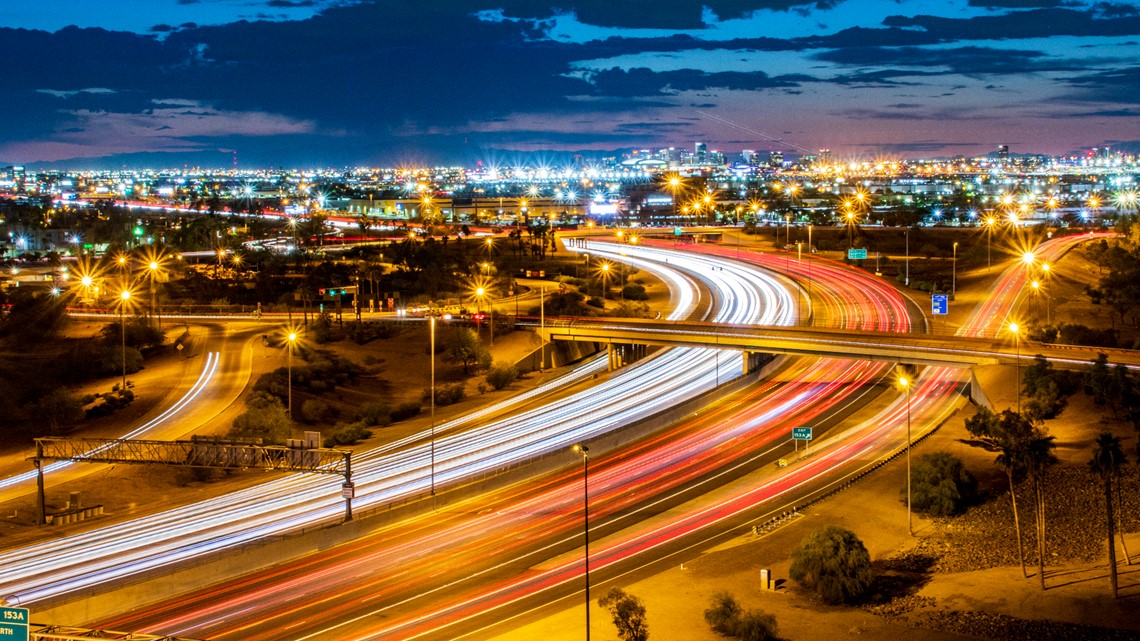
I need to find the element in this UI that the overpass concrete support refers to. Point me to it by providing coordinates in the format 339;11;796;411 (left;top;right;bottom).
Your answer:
742;350;766;375
968;368;992;409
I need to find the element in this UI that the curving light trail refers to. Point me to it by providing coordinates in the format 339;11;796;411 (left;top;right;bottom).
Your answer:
0;351;220;492
0;245;793;607
96;241;920;639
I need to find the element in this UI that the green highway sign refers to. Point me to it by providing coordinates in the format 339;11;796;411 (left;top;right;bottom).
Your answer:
792;427;812;441
0;606;29;641
847;248;867;260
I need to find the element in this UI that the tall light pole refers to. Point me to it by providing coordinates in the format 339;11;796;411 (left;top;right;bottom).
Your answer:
430;316;436;496
904;229;910;286
952;242;958;296
148;259;161;328
899;374;912;536
1010;322;1021;414
287;331;298;418
119;289;131;390
985;216;995;270
572;443;591;641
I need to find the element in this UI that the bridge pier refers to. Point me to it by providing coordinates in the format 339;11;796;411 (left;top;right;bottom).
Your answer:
607;343;649;371
742;350;766;375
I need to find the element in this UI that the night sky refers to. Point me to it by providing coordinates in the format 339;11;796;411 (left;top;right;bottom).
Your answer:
2;0;1139;168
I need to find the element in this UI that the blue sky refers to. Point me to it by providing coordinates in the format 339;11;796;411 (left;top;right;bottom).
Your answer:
1;0;1138;168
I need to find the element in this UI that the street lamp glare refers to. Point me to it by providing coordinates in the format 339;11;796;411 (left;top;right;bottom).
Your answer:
1009;322;1020;334
288;332;298;342
1021;251;1035;265
898;376;909;389
120;290;131;301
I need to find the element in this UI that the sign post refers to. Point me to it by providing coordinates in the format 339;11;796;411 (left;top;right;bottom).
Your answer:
0;606;29;641
792;427;813;452
931;293;948;315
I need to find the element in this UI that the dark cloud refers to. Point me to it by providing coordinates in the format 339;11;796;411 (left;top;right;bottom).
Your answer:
967;0;1064;8
882;8;1140;40
1060;64;1140;103
814;45;1077;76
586;67;806;96
1069;108;1140;117
267;0;317;7
488;1;834;30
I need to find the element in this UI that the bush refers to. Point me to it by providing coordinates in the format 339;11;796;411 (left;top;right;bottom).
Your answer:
704;592;779;641
587;296;604;308
422;382;467;406
301;398;334;424
390;401;421;422
621;284;649;301
356;402;391;427
906;451;977;516
485;362;519;390
323;421;372;447
789;525;872;604
230;396;292;444
598;587;648;641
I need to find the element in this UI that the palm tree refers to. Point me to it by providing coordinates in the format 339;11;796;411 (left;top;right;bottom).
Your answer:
1089;432;1128;598
1024;432;1057;590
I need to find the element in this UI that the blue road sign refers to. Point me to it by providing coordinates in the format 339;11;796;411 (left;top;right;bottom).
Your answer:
932;293;949;315
792;427;813;440
847;248;867;260
0;606;29;641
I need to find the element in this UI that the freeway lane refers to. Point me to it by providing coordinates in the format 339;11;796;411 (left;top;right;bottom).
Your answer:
0;245;788;610
94;244;920;639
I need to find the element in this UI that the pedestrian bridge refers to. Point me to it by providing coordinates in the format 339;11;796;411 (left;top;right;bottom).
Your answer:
534;318;1139;371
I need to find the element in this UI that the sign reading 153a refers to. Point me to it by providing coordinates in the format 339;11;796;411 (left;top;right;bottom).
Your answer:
0;606;29;641
792;427;812;441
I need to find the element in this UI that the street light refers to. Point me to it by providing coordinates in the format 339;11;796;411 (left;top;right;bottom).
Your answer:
147;259;163;328
475;286;493;345
898;375;912;536
952;242;958;296
572;443;591;641
287;331;298;418
1009;322;1021;414
984;216;995;270
118;289;131;390
430;315;436;496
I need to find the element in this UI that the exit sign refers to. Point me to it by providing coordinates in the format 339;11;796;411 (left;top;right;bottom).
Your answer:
847;248;867;260
792;427;813;440
0;606;29;641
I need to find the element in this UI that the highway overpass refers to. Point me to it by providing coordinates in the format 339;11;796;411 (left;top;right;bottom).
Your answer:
534;318;1140;371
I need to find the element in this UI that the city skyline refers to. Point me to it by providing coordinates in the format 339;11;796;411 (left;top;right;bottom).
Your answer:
2;0;1139;168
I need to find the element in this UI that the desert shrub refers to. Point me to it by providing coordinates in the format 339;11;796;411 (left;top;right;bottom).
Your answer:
621;284;649;301
323;422;372;447
230;396;292;444
704;592;779;641
906;451;977;516
485;362;519;390
356;402;391;427
301;398;334;424
598;587;648;641
390;401;421;422
789;525;872;604
422;382;466;406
